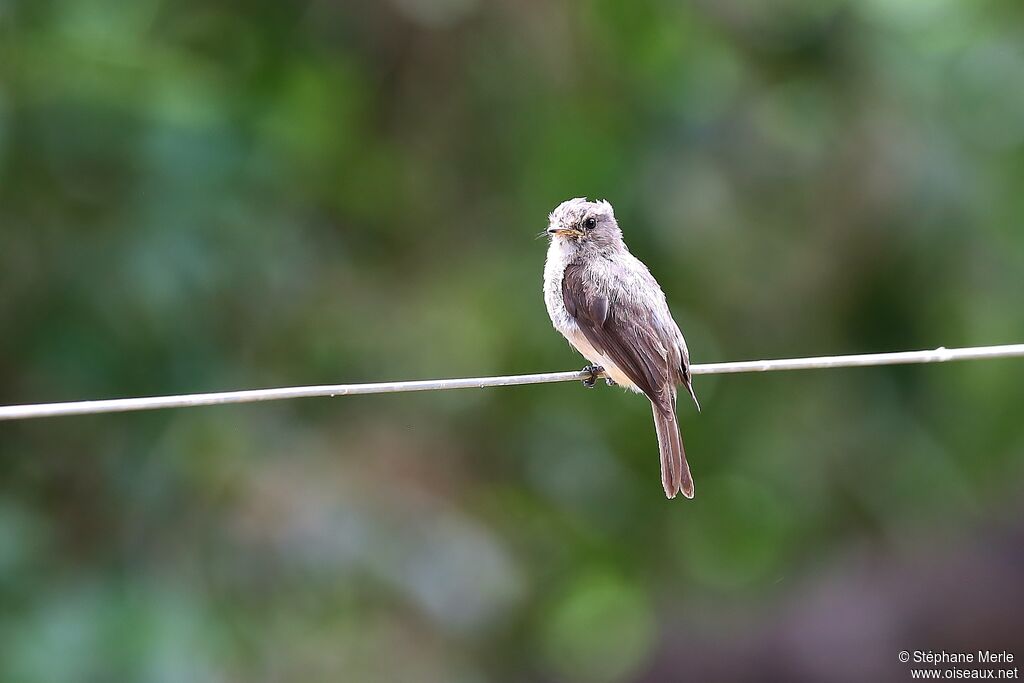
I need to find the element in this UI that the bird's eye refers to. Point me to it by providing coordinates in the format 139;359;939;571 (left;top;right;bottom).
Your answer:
584;217;597;230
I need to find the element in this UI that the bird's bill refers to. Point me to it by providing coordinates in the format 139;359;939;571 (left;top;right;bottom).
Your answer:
546;227;584;237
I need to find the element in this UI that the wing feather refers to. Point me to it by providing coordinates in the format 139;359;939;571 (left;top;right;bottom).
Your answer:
561;263;673;413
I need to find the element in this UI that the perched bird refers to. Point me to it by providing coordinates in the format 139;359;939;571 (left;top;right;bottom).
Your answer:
543;198;699;499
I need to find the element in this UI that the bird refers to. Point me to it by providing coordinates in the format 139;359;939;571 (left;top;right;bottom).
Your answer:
542;197;699;499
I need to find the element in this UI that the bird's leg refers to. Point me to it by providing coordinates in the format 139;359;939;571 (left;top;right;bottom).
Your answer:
581;364;603;389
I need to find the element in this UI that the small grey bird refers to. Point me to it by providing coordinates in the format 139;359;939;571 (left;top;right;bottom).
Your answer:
543;198;699;499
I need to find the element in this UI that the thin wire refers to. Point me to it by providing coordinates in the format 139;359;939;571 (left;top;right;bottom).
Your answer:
1;343;1022;421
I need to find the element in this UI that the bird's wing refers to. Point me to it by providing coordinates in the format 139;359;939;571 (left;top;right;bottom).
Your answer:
672;321;700;411
561;262;674;414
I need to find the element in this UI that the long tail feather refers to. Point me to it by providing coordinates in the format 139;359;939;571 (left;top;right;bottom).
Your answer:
652;401;693;499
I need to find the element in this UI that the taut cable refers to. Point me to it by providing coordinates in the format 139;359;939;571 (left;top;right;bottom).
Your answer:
1;344;1022;421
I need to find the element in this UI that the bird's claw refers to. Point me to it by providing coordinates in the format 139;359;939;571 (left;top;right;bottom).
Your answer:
581;364;603;389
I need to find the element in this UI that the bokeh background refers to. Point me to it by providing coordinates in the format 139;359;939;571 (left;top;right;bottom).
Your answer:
2;1;1024;681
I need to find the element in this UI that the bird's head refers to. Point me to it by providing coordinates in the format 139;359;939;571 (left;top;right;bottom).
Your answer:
545;197;622;249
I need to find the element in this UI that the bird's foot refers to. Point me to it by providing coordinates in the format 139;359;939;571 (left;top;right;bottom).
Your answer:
605;377;617;387
581;364;603;389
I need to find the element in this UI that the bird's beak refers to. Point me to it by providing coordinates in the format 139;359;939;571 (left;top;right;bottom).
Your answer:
546;225;583;237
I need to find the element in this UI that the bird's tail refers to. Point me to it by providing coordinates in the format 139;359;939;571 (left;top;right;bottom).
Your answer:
652;400;694;499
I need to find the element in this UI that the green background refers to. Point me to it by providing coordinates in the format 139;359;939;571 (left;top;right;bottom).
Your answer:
2;1;1023;681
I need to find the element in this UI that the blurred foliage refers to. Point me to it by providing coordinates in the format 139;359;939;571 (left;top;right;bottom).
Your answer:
1;0;1024;681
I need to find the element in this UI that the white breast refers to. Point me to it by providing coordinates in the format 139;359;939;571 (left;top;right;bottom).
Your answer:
542;240;639;390
543;239;576;335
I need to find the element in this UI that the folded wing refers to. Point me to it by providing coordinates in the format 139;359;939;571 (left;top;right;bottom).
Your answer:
561;262;693;498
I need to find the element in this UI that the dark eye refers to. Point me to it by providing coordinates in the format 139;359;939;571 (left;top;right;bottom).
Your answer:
584;217;597;230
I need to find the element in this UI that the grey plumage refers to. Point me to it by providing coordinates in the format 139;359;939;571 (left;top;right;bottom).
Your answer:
542;197;698;499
